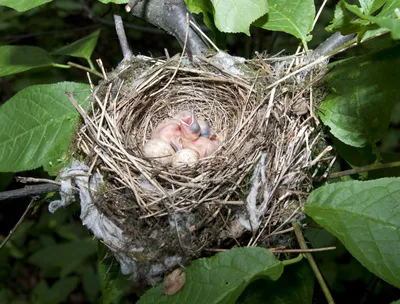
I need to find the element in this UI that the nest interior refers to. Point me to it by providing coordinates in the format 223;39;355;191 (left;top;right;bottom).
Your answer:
74;52;328;281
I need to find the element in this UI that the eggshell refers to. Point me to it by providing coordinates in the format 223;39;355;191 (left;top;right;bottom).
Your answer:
143;139;175;165
172;149;199;168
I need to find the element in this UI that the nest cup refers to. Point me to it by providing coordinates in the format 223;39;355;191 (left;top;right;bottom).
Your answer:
74;52;327;284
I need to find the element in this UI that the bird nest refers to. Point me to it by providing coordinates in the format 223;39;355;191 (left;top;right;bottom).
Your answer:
72;51;329;284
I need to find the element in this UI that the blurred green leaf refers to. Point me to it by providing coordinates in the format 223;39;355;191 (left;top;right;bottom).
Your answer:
332;136;375;168
254;0;315;50
98;242;131;304
28;239;97;276
368;153;400;179
210;0;268;35
82;264;101;303
97;0;128;3
0;46;54;77
0;82;89;175
139;247;283;304
319;44;400;148
0;0;53;12
32;277;79;304
52;30;100;61
306;178;400;288
0;172;14;191
237;261;314;304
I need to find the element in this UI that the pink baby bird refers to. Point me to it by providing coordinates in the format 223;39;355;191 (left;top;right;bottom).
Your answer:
151;118;182;149
182;136;220;158
151;110;201;150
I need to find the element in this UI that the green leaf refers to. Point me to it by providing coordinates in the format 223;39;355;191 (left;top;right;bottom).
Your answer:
326;1;371;35
28;239;97;276
82;264;101;303
332;136;375;168
52;30;100;60
254;0;315;50
359;0;386;14
0;82;90;175
319;45;400;148
306;178;400;288
98;242;131;304
0;0;52;12
363;0;400;39
345;2;400;39
138;247;283;304
97;0;128;3
0;46;54;77
210;0;268;35
32;277;79;304
237;260;314;304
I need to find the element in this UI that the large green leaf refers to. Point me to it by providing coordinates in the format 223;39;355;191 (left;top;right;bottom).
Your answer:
254;0;315;50
138;247;283;304
319;44;400;148
0;82;90;175
28;239;97;276
98;242;131;304
210;0;268;35
0;0;52;12
52;30;100;60
306;178;400;288
0;46;54;77
237;261;314;304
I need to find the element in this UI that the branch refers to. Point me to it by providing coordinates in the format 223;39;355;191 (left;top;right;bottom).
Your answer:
325;161;400;180
129;0;209;56
293;221;335;304
0;198;37;251
313;32;357;57
113;14;133;60
0;184;60;201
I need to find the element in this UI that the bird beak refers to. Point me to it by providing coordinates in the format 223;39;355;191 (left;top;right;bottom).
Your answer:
179;110;200;134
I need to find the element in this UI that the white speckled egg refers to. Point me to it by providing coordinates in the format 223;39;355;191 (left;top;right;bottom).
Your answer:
172;149;199;168
143;139;175;165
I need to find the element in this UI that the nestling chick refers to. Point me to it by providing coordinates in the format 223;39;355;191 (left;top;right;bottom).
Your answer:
151;118;182;150
182;136;220;158
174;110;201;142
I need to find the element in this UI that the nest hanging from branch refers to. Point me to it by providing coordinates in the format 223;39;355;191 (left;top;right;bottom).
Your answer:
71;51;329;284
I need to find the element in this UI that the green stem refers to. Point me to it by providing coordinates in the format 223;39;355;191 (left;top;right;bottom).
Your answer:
87;59;95;70
371;143;382;163
327;161;400;180
67;61;104;78
292;221;335;304
52;63;71;69
282;254;303;266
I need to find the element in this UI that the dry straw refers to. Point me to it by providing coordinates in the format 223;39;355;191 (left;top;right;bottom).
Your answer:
71;48;329;283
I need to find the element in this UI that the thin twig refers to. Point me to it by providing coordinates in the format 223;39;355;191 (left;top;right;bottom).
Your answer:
325;161;400;180
269;246;336;253
0;198;37;250
113;14;133;60
312;0;328;30
125;0;140;12
68;61;104;78
15;177;61;186
293;221;335;304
